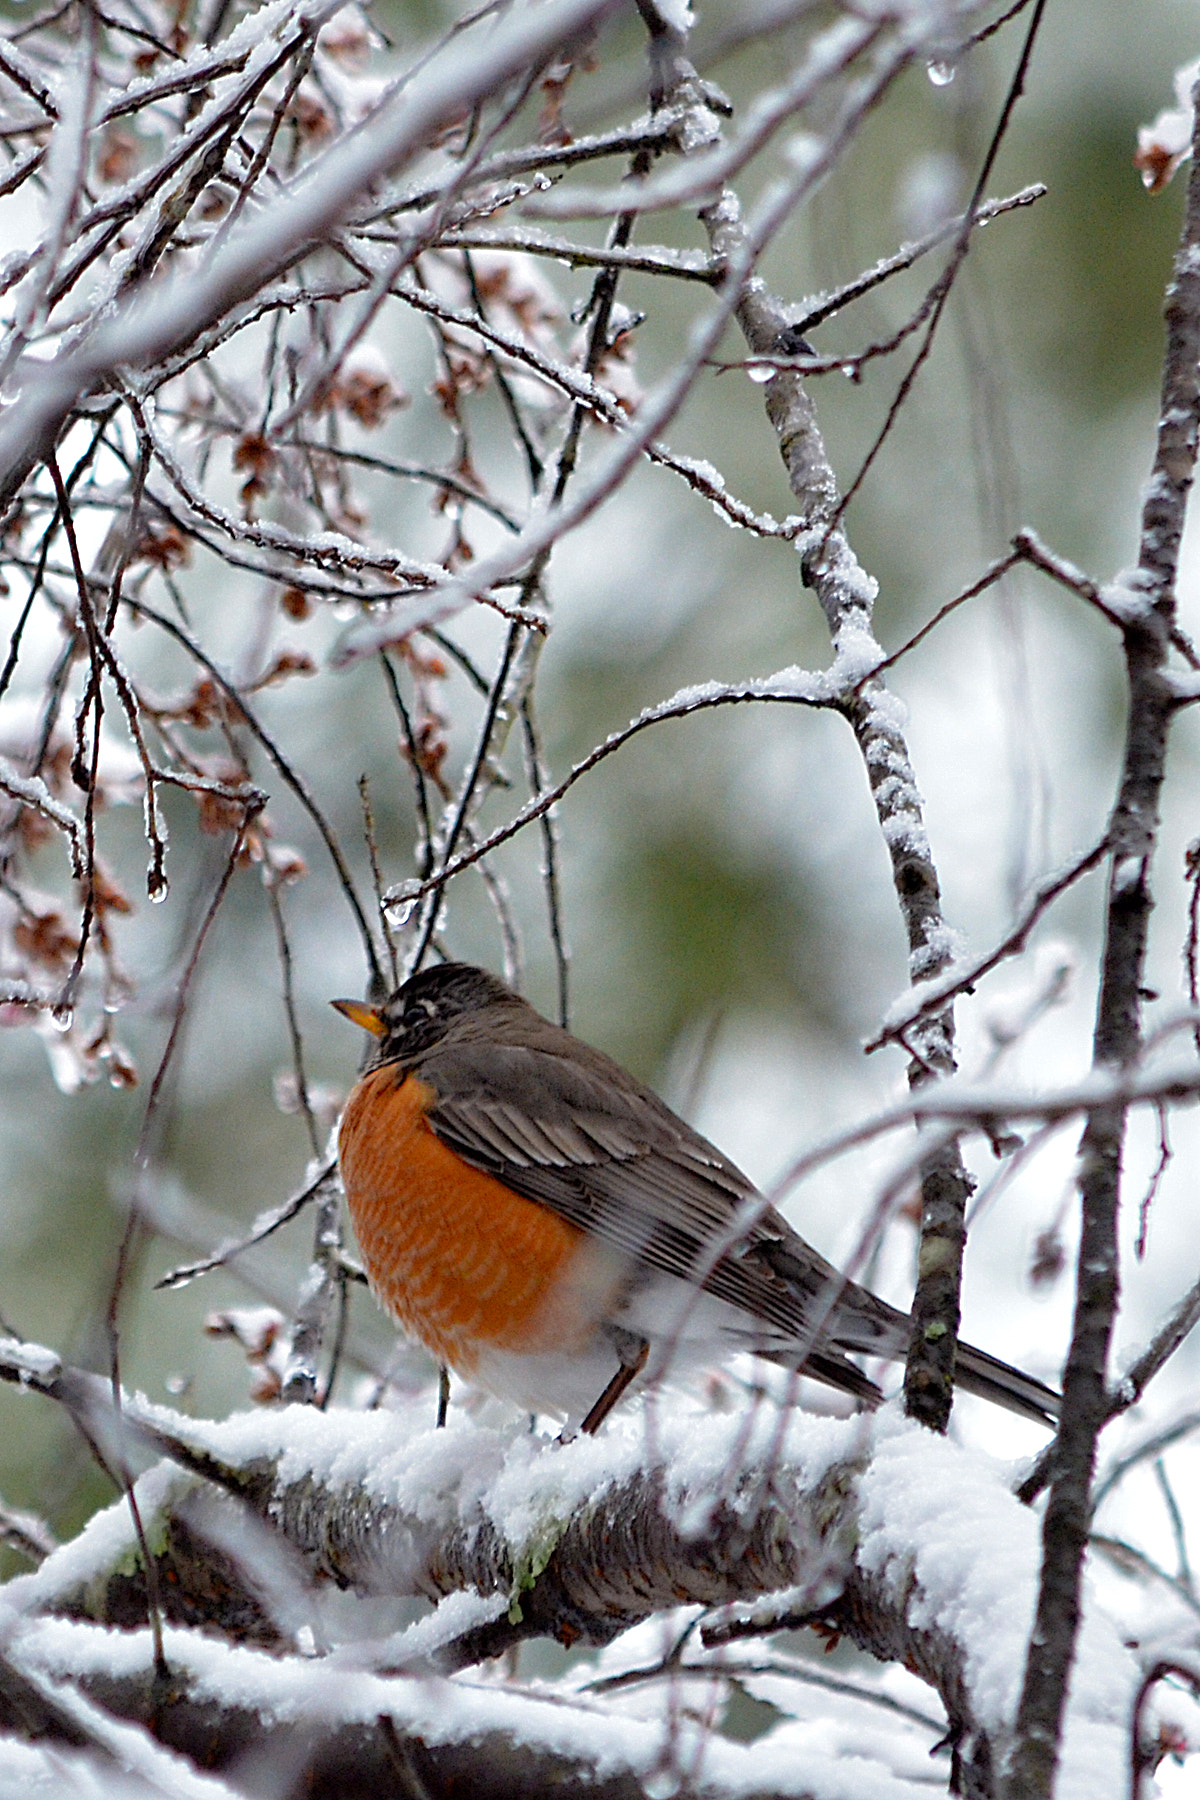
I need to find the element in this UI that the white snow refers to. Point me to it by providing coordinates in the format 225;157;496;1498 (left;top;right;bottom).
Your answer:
7;1397;1148;1800
1100;571;1156;622
14;1609;932;1799
858;1413;1141;1800
7;1460;193;1618
0;1335;62;1382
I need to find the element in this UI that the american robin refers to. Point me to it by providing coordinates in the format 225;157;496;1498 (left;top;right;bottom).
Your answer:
333;962;1058;1433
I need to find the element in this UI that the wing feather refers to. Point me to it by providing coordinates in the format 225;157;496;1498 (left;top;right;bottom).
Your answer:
402;1010;1057;1424
417;1039;853;1342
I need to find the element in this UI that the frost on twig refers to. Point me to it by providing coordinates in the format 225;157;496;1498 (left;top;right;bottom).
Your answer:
666;46;970;1430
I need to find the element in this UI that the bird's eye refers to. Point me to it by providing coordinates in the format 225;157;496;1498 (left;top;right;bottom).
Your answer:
403;997;438;1030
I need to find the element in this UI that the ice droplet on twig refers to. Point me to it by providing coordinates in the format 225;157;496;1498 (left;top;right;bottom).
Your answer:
385;878;423;926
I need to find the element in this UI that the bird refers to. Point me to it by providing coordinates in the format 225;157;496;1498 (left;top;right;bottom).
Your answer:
333;961;1059;1434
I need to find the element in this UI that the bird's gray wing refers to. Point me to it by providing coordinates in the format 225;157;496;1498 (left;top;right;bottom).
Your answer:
419;1040;891;1373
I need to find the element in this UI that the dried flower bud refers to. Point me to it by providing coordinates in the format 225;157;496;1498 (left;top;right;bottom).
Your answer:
97;128;138;185
135;522;191;571
14;908;80;973
317;5;374;68
280;586;312;620
289;86;334;144
204;1306;284;1358
263;843;307;885
1135;58;1200;191
1029;1229;1066;1288
324;345;408;428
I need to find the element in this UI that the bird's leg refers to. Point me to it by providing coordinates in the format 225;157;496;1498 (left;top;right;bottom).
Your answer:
580;1335;650;1435
436;1365;450;1427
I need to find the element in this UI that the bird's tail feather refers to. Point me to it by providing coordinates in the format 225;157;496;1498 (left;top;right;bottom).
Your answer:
952;1339;1059;1425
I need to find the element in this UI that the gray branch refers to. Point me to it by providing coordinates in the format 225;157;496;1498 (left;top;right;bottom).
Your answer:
1003;71;1200;1800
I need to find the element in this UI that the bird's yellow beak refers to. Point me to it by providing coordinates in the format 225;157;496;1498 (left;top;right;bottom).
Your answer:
331;997;387;1037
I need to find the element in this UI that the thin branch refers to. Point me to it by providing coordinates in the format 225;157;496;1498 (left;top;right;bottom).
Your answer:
865;835;1111;1054
866;545;1023;679
1111;1270;1200;1420
123;596;384;990
383;675;834;912
281;1186;342;1404
1134;1102;1172;1259
1088;1534;1200;1621
264;866;320;1160
1153;1457;1194;1592
525;16;885;222
791;184;1048;333
390;276;802;541
521;700;570;1027
0;0;624;505
155;1162;338;1291
1005;62;1200;1800
1130;1662;1200;1800
439;223;717;281
685;14;974;1427
0;757;85;877
1092;1411;1200;1515
828;0;1050;537
1011;527;1131;626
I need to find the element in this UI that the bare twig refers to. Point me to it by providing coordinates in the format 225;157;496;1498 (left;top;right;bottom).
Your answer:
865;835;1111;1054
156;1162;338;1291
383;674;834;913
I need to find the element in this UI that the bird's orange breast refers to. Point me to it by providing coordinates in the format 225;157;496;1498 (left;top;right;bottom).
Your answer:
338;1065;609;1376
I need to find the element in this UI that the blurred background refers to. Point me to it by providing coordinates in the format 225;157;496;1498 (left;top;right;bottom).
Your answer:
2;1;1200;1681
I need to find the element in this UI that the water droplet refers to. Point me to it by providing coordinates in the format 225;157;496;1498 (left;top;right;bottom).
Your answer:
927;59;955;86
107;1054;137;1089
747;362;773;385
147;869;169;903
50;1003;73;1033
385;878;423;926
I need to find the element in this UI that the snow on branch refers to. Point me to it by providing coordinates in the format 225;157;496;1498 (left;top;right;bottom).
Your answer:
0;0;621;505
0;1373;1141;1800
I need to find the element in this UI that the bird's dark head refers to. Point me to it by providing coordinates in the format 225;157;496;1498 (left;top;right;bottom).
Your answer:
333;962;517;1065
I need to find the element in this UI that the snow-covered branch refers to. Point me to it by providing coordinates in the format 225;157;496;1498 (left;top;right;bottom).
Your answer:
0;0;621;504
3;1390;1141;1800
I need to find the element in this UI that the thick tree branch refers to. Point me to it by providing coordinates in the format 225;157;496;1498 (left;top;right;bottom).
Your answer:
3;1649;748;1800
4;1392;1139;1800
